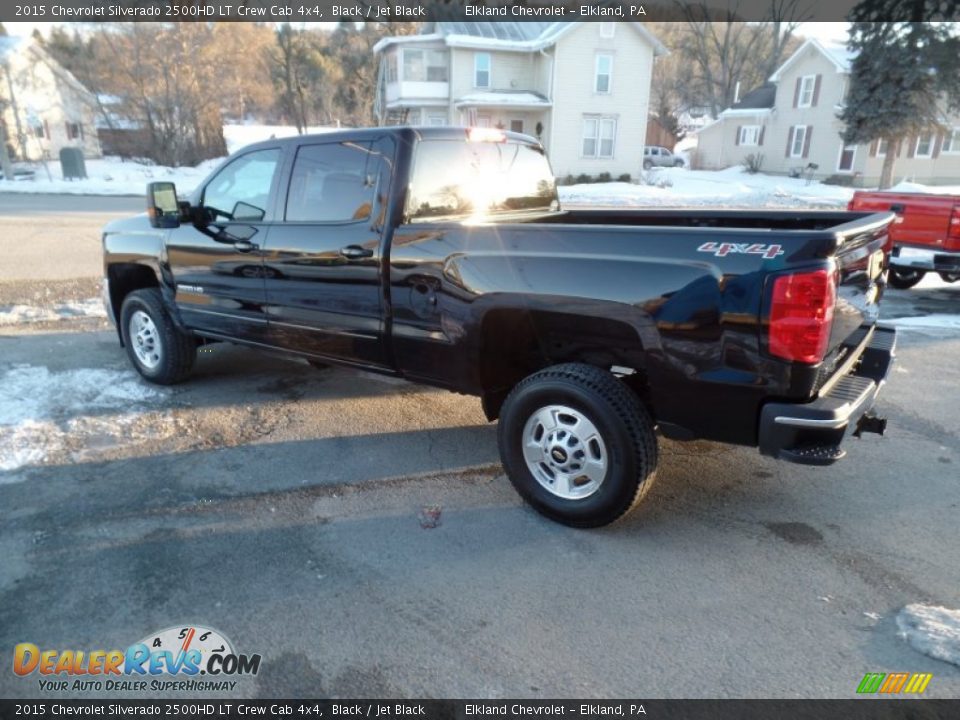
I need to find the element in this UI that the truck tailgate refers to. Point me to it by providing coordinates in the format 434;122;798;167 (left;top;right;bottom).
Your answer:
820;212;895;382
849;191;956;249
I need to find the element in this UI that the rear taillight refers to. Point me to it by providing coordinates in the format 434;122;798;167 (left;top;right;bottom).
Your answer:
769;269;837;364
949;204;960;241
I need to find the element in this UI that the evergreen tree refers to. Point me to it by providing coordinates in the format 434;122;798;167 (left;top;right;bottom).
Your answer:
841;16;960;188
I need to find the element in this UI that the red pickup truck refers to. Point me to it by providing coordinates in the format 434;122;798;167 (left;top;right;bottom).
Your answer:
849;190;960;288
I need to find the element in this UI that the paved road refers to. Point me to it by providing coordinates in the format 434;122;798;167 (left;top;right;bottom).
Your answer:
1;299;959;699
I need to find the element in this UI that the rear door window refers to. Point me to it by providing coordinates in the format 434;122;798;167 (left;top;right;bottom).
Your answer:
285;142;379;223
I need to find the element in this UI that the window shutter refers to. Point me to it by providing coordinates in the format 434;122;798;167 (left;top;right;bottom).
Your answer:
758;126;765;146
933;134;943;158
43;120;50;139
907;137;916;158
869;140;878;157
802;126;812;158
812;74;822;106
735;126;742;145
793;78;801;108
786;127;794;157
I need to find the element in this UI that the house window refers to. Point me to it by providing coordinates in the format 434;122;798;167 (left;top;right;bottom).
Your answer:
837;79;848;106
403;49;447;82
798;75;816;107
582;117;616;159
790;125;808;157
600;22;615;38
738;125;760;146
942;128;960;154
386;53;398;82
33;124;45;139
476;115;491;128
474;53;491;89
915;133;934;158
595;54;613;94
838;144;856;172
426;112;446;126
510;120;524;134
877;138;889;157
66;122;83;140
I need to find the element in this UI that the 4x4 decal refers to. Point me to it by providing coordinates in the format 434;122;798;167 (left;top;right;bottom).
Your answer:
697;242;785;259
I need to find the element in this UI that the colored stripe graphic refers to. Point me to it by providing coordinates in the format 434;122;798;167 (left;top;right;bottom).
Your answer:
904;673;933;694
879;672;909;693
857;672;932;694
857;673;885;693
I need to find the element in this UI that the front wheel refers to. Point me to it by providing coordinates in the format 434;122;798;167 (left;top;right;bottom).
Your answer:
642;159;653;170
888;267;925;289
120;288;196;384
497;363;658;528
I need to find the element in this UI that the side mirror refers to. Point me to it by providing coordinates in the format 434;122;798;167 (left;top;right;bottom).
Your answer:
147;182;181;228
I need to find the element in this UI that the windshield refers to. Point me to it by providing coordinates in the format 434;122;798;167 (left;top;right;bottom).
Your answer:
406;139;558;222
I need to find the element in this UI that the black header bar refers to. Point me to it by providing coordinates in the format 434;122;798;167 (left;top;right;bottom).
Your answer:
1;700;959;720
2;0;960;23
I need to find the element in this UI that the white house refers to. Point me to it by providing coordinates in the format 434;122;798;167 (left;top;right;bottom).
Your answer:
695;37;960;186
0;36;101;162
373;21;668;179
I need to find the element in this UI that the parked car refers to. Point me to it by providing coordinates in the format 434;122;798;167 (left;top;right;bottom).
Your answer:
102;126;897;527
849;190;960;288
643;145;685;169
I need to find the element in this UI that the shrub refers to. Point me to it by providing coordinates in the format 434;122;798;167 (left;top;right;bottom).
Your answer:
575;173;592;185
597;172;612;183
617;173;632;183
743;153;764;174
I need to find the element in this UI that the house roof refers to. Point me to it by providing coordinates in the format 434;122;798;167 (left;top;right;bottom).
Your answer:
769;38;855;82
730;83;776;110
0;35;27;59
454;91;551;109
0;36;97;104
373;21;668;56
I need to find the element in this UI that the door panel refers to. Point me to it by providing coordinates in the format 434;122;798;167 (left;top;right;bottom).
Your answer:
263;138;392;368
166;147;283;342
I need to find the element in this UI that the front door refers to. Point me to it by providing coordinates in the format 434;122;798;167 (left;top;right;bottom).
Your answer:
262;137;393;368
166;146;283;343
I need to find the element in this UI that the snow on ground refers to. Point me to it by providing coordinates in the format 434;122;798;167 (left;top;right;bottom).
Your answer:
886;314;960;332
0;124;339;197
559;167;855;209
897;604;960;667
223;122;340;154
889;180;960;195
0;365;169;475
0;298;106;326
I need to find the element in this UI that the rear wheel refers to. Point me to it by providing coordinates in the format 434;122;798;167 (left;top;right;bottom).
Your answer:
497;363;658;528
674;159;685;168
120;288;196;384
938;272;960;283
888;267;925;289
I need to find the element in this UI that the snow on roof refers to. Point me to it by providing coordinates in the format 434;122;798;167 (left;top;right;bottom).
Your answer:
769;38;856;81
454;92;551;108
374;22;667;56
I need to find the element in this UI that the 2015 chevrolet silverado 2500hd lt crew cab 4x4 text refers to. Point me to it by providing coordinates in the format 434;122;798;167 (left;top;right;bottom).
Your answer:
102;127;898;527
849;189;960;288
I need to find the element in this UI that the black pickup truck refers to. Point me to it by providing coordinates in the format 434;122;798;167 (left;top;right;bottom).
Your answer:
103;127;897;527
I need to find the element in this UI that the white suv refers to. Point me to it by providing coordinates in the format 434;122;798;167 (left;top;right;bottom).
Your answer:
643;146;685;169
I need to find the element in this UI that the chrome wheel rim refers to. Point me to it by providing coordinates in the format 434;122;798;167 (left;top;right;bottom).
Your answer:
129;310;162;370
521;404;608;500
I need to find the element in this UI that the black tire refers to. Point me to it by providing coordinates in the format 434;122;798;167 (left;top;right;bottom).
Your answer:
497;363;658;528
642;159;653;170
674;160;685;168
938;272;960;283
888;267;925;289
120;288;196;385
